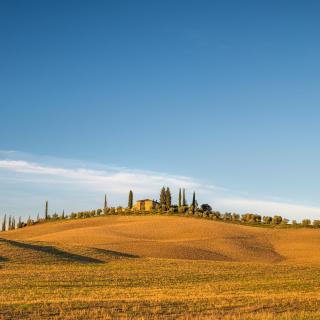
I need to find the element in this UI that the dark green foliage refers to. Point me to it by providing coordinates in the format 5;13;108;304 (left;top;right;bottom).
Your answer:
178;188;182;207
178;205;188;214
263;216;272;224
160;187;166;207
70;212;77;219
128;190;133;209
242;213;262;223
11;217;15;230
192;192;196;214
201;204;212;212
182;188;187;206
165;187;171;210
272;215;283;225
52;213;59;220
1;214;6;232
232;213;240;221
8;216;12;230
224;212;232;221
62;210;65;219
104;194;108;209
45;201;48;220
17;217;22;228
313;220;320;227
27;216;33;226
302;219;311;226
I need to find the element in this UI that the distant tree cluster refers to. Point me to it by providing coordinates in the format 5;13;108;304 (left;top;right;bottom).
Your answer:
2;188;320;232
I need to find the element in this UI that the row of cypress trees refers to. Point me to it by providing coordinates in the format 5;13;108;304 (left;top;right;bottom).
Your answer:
0;189;196;231
125;187;195;211
1;214;24;231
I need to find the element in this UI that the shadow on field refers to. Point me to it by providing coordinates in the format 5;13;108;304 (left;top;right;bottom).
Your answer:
0;256;8;262
91;247;139;258
0;238;103;264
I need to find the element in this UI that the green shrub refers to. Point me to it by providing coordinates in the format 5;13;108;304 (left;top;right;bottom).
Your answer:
302;219;311;226
313;220;320;228
272;215;283;225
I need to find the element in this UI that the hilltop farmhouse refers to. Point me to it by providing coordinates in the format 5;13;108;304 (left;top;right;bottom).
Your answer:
134;199;159;211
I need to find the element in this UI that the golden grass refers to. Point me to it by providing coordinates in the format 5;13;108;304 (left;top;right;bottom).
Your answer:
2;215;320;264
1;215;320;319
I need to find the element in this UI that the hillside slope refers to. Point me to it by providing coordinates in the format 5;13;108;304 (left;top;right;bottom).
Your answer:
1;215;320;264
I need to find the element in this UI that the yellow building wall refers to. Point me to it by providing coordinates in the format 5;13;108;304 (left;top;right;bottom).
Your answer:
144;200;154;211
134;200;155;211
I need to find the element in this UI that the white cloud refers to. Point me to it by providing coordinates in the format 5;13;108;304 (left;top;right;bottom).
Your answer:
0;153;320;221
0;159;199;194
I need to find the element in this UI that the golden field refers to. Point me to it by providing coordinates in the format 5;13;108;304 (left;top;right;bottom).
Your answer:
1;215;320;319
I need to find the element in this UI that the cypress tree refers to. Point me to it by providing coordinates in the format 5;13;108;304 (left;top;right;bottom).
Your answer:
160;187;166;207
11;217;15;230
192;192;196;214
8;215;12;231
165;187;171;210
128;190;133;209
45;201;48;220
62;210;65;219
182;188;187;206
18;217;22;228
1;214;6;232
104;194;107;209
178;188;182;207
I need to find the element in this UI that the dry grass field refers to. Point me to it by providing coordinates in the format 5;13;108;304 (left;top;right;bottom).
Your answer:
1;215;320;319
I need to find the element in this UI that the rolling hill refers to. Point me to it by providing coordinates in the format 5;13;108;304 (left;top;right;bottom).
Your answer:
1;215;320;265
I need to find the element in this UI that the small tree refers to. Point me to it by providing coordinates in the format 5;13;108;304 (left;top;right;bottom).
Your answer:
201;204;212;212
178;188;182;207
232;213;240;221
263;216;272;224
62;210;65;219
26;216;33;226
272;215;283;225
17;217;22;228
128;190;133;209
313;220;320;228
52;213;59;220
8;215;12;230
302;219;311;227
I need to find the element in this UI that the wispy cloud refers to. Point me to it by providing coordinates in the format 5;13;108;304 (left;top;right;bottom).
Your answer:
0;151;319;220
0;159;200;194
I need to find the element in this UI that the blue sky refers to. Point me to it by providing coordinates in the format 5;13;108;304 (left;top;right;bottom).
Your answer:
1;1;320;220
